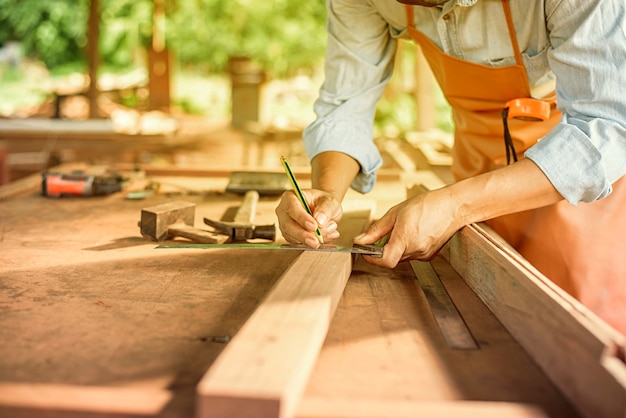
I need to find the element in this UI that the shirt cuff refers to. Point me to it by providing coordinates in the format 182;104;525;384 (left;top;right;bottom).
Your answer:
525;123;612;205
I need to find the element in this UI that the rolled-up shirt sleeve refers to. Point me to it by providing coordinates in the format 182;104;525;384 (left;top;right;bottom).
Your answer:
303;0;398;193
525;0;626;204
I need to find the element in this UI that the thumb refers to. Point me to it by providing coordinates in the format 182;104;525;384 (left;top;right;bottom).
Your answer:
354;216;394;245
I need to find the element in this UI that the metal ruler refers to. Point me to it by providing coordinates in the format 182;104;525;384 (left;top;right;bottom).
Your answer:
410;260;478;350
156;242;384;257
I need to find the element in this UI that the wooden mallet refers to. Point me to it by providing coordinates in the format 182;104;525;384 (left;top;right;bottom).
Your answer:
139;200;227;244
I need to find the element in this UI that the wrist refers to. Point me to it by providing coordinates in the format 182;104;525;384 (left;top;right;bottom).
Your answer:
311;151;360;201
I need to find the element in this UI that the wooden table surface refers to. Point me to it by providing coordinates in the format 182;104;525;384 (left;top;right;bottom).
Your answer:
0;171;579;418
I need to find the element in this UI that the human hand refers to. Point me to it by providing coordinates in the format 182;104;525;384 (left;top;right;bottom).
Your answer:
353;188;463;268
275;189;343;248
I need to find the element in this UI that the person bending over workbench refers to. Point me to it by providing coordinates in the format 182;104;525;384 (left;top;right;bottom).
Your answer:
275;0;626;334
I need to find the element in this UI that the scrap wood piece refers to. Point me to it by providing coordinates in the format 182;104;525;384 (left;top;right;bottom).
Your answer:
196;251;353;418
444;223;626;418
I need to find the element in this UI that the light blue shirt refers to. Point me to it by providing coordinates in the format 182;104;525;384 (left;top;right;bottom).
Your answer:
303;0;626;205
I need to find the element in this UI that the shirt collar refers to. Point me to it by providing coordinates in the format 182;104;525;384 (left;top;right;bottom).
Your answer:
456;0;477;6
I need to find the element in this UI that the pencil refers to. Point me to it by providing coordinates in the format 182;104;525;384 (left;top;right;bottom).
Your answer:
280;156;324;245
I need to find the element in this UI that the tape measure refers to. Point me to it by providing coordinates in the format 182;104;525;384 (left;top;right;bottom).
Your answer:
505;98;550;121
502;97;551;164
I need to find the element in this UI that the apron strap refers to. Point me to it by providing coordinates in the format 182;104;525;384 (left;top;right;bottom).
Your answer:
405;5;414;30
501;0;524;67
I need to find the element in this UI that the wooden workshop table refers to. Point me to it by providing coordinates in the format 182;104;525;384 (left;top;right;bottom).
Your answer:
0;167;624;418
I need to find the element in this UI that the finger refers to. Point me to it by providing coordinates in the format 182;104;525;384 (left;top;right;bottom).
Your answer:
361;231;404;269
322;221;340;242
306;191;342;227
280;191;318;230
280;217;321;248
353;215;395;245
276;193;319;246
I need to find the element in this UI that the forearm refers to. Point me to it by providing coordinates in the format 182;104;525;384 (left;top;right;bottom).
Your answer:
449;158;563;227
311;151;360;201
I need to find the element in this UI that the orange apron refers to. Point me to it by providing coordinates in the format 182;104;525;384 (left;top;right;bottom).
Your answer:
406;1;626;334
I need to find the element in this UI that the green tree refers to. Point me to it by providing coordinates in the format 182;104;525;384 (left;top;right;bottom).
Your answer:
166;0;327;77
0;0;327;77
0;0;88;68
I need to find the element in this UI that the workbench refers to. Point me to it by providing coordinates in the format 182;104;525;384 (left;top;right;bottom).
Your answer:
0;166;624;418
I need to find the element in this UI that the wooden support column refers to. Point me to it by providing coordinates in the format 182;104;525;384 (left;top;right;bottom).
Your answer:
414;44;436;132
148;0;171;111
87;0;100;119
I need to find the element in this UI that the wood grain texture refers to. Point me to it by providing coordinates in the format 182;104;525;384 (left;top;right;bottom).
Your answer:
196;251;353;418
444;223;626;418
300;255;579;418
296;397;549;418
196;207;373;418
0;384;172;415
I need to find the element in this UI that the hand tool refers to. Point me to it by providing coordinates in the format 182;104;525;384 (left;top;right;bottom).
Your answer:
280;156;324;245
156;242;384;257
42;171;123;198
202;190;276;242
139;200;228;244
410;260;478;350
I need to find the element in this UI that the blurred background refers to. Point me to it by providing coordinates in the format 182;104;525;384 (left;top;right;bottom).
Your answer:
0;0;454;183
0;0;454;126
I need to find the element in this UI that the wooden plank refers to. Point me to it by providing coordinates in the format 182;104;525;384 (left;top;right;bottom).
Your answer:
0;384;171;416
409;260;478;350
196;207;373;418
296;398;549;418
111;164;403;182
443;223;626;418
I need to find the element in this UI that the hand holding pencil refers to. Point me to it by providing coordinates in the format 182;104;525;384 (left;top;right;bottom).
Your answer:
276;156;342;248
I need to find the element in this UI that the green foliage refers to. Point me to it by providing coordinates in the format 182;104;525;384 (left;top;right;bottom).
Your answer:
166;0;327;77
99;0;153;70
0;0;327;77
0;0;88;68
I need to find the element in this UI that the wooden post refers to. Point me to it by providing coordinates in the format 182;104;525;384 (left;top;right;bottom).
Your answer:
414;44;436;132
148;0;171;111
87;0;100;119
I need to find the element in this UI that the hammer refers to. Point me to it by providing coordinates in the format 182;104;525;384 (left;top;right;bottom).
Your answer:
203;190;276;242
139;200;228;244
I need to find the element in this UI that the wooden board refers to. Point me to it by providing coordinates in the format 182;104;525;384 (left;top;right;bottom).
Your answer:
296;398;549;418
196;206;373;418
444;223;626;418
1;167;620;418
0;187;297;417
196;250;353;418
299;255;579;418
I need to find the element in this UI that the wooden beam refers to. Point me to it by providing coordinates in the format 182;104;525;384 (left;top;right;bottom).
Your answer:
443;223;626;418
196;251;352;418
196;208;373;418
